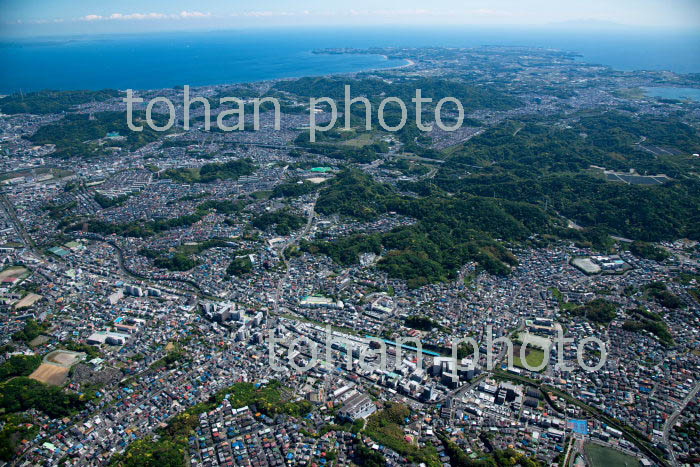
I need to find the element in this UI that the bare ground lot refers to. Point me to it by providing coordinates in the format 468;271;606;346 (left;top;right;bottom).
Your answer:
28;335;49;347
29;364;69;386
605;173;668;185
45;350;84;367
14;292;42;309
0;265;28;280
572;257;601;274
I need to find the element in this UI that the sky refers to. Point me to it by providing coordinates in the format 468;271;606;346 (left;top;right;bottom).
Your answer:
1;0;699;37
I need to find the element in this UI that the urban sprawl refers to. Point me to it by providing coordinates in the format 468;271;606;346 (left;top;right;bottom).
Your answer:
0;46;699;467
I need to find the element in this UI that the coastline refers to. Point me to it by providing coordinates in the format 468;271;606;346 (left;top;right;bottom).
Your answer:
359;55;415;74
394;58;416;70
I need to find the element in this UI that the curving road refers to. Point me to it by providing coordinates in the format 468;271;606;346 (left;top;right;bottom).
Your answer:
271;193;318;320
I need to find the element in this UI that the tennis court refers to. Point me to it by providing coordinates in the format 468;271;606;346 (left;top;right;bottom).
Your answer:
568;419;589;435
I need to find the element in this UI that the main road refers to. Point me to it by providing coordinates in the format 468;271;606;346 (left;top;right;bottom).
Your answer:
0;192;44;259
663;380;700;466
271;192;318;318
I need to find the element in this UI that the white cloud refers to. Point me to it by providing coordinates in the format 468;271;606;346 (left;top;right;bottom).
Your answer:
339;8;513;18
71;7;516;24
179;11;211;18
470;8;514;17
240;11;295;17
76;11;211;22
109;13;169;20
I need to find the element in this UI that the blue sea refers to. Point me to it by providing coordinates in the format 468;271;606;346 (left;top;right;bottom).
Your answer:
643;86;700;102
1;27;699;93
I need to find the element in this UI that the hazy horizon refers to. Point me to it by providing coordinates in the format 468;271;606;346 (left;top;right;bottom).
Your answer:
1;0;699;38
1;22;700;42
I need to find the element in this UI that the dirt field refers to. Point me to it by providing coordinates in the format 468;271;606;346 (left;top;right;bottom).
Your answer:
28;335;49;347
0;265;28;280
306;177;328;184
29;363;70;386
14;293;42;309
45;350;83;366
572;257;601;274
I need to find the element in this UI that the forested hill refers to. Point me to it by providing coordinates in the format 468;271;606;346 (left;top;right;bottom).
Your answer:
436;112;700;242
447;112;700;175
26;111;167;159
0;89;121;114
307;156;699;286
273;77;521;113
305;169;552;287
430;171;700;242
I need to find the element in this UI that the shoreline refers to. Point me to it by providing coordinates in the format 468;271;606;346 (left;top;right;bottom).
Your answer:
393;58;416;70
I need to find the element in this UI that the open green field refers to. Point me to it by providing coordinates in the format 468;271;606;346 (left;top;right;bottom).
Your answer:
513;346;545;371
585;442;640;467
341;131;375;147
